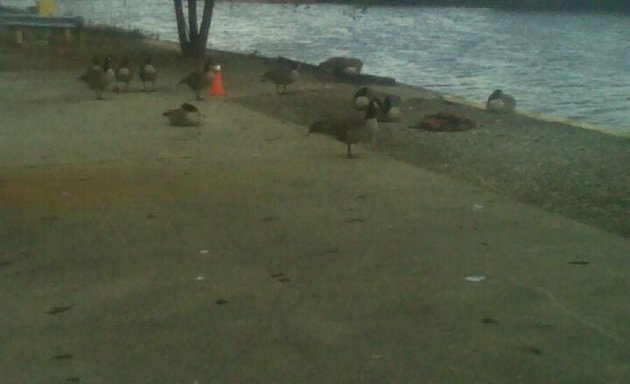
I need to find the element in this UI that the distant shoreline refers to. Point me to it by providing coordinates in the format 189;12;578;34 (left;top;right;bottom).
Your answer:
218;0;630;13
2;1;629;14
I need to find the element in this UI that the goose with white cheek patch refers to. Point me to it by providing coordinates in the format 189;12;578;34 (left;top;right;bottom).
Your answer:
83;56;115;100
486;89;516;113
78;55;102;86
178;59;214;100
381;94;402;122
353;86;379;110
309;99;380;158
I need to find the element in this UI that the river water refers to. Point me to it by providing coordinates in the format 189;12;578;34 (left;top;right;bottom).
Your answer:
4;0;629;133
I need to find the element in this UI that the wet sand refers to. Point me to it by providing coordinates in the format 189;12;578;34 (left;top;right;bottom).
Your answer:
1;39;629;383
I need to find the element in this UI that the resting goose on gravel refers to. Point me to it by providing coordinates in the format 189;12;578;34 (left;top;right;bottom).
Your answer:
260;62;300;94
83;56;115;99
353;86;379;110
178;59;214;100
318;57;363;78
139;54;158;91
486;89;516;113
309;99;380;158
163;103;201;127
381;94;402;122
115;58;132;92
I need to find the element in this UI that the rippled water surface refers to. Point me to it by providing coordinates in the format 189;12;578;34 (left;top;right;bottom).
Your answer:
4;0;629;132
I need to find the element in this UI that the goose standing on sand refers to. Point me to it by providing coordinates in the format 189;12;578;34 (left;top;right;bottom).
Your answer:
115;58;132;92
178;59;214;100
486;89;516;113
260;62;300;94
163;103;201;127
78;55;102;87
139;54;158;92
309;99;380;158
83;56;115;99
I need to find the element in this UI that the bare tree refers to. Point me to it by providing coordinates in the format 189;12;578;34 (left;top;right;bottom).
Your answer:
174;0;215;58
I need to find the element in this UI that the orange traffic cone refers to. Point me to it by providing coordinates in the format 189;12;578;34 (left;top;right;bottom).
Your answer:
210;64;227;96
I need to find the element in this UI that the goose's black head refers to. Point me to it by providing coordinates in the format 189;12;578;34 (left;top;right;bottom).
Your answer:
103;56;112;70
181;103;199;112
383;95;401;111
365;99;380;119
204;57;214;71
354;87;369;98
488;89;503;101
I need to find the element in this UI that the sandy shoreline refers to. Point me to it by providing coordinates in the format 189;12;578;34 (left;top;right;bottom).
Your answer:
1;36;629;383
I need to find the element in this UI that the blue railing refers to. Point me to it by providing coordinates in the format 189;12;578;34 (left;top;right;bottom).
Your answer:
0;13;83;30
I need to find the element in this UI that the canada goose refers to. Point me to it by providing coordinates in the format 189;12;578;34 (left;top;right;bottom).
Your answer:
318;57;363;78
77;55;102;86
178;59;214;100
139;54;158;91
353;86;379;110
309;99;379;158
162;103;201;127
260;62;300;94
486;89;516;113
381;94;402;122
83;56;115;99
115;58;132;92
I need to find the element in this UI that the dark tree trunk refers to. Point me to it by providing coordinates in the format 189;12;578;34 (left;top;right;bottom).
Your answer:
173;0;215;58
188;0;198;40
173;0;190;55
193;0;215;58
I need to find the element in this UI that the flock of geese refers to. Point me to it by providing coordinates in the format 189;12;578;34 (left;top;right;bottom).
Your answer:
78;54;158;97
78;53;219;127
257;57;405;158
77;54;516;158
309;86;404;158
262;58;406;158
